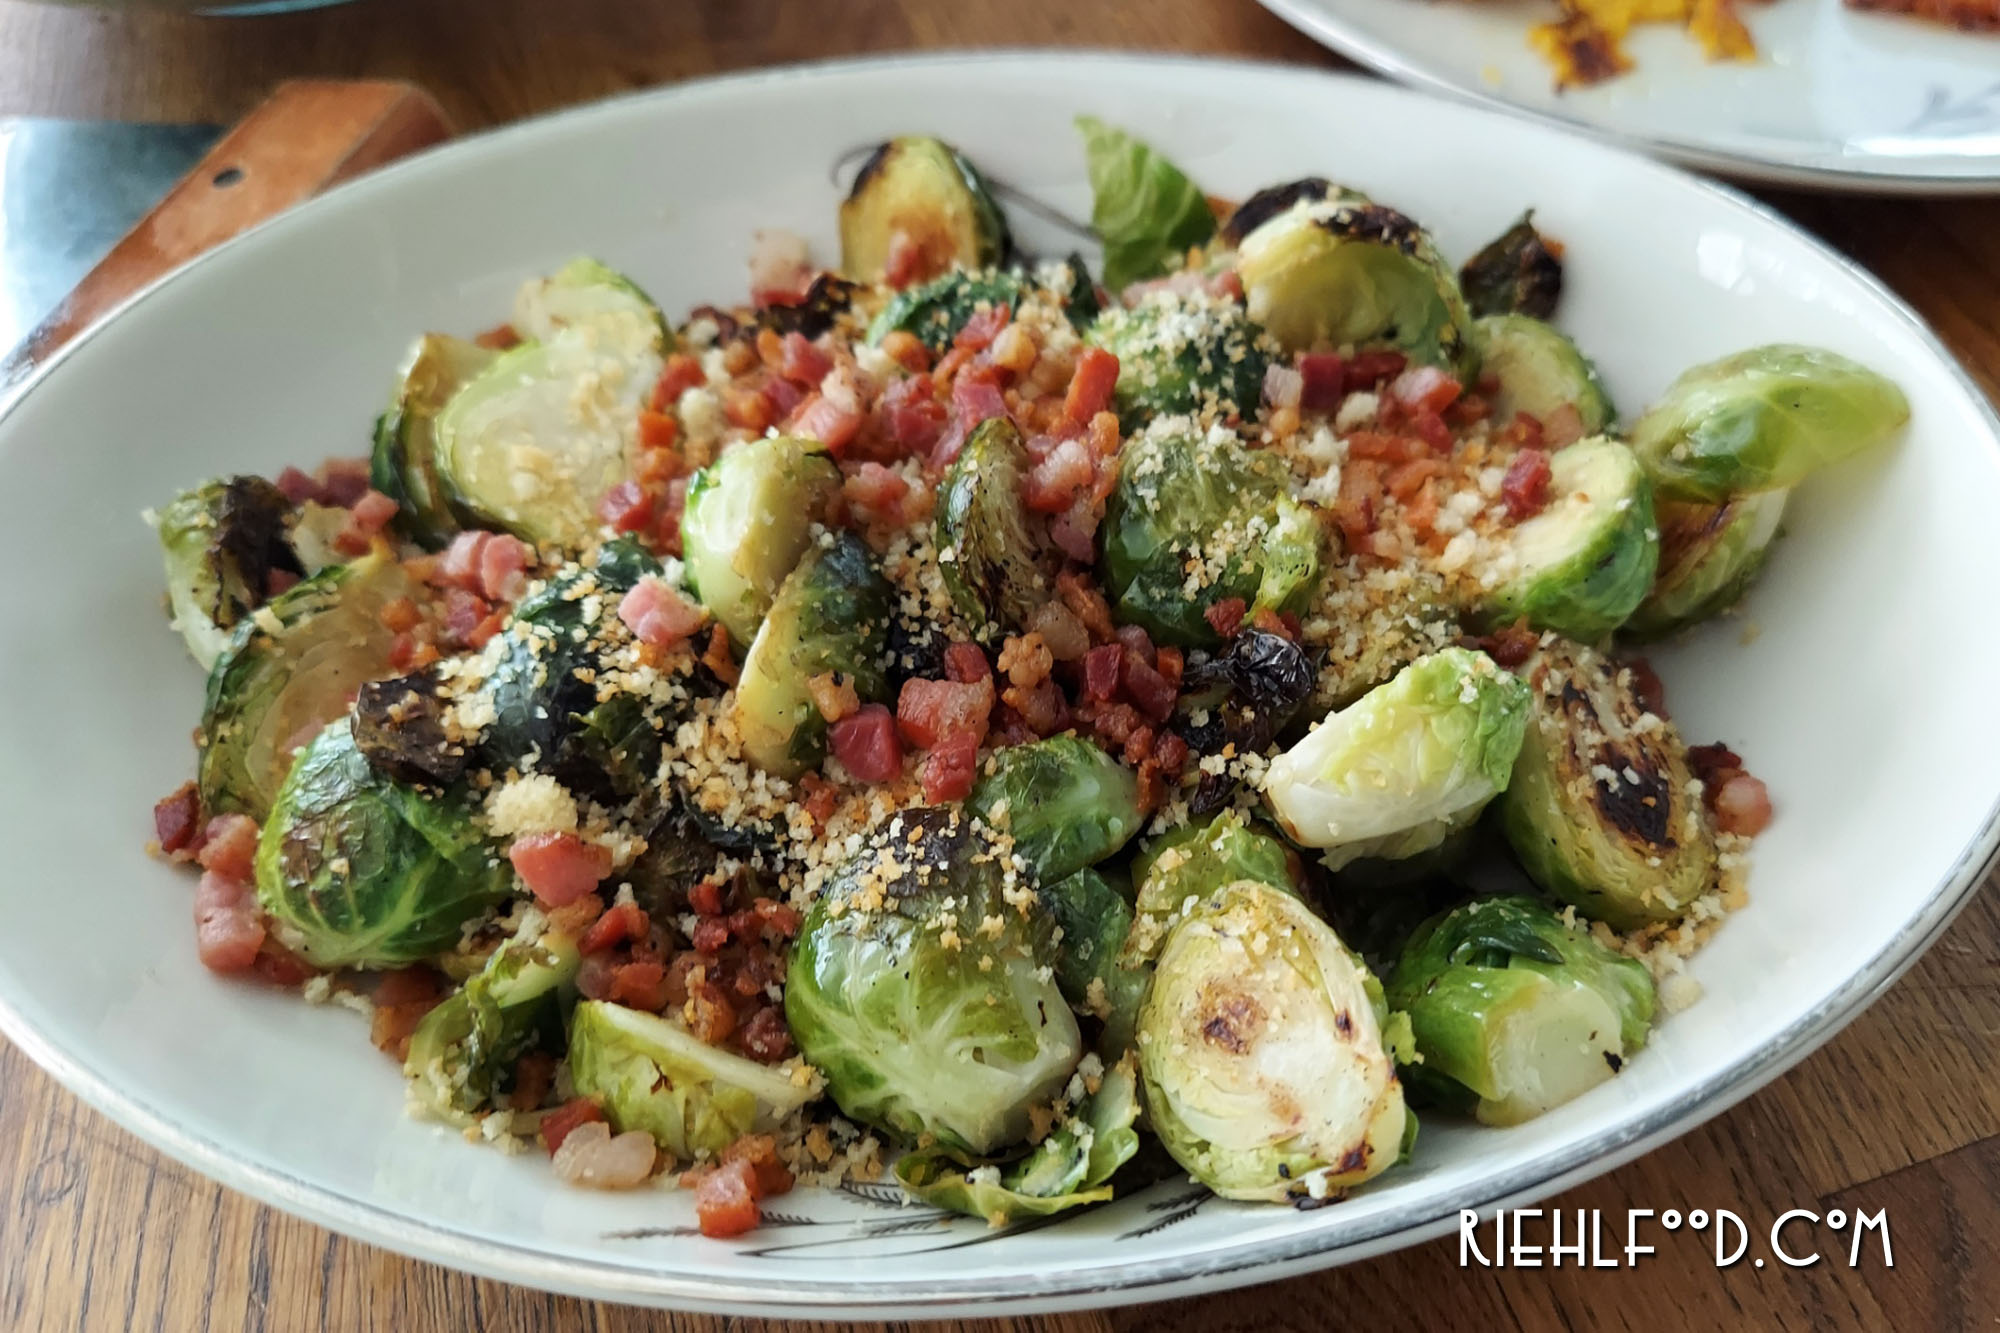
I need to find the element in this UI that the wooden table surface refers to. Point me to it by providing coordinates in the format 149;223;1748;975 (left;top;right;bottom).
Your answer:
2;2;1997;1328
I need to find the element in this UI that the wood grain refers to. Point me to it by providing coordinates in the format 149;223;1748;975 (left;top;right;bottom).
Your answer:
1;1;1997;1329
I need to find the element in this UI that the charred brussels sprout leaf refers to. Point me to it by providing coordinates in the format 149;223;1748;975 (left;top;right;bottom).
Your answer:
867;269;1027;354
1496;639;1717;929
1124;810;1298;967
733;531;894;779
1100;422;1322;647
1057;252;1103;332
352;671;468;788
894;1053;1141;1223
199;547;413;821
1474;314;1615;436
935;418;1058;643
680;434;840;646
1474;436;1658;640
1084;290;1273;431
1177;629;1319;817
371;335;497;549
155;476;301;671
1458;212;1564;320
1219;177;1369;249
966;735;1143;885
254;720;512;968
567;999;820;1159
840;136;1012;285
1235;196;1478;376
1630;344;1908;503
1624;490;1789;641
1074;116;1217;292
1386;896;1654;1125
785;807;1082;1157
404;925;580;1123
756;272;863;340
1262;648;1529;871
1138;880;1408;1201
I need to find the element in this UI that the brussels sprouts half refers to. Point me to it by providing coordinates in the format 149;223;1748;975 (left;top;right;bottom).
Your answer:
1124;810;1298;967
965;734;1143;885
370;334;498;550
1496;639;1717;929
255;720;513;968
1386;896;1655;1125
840;136;1012;284
1083;289;1273;431
1139;879;1408;1202
894;1052;1141;1224
785;807;1082;1158
199;547;413;821
1474;314;1615;436
1458;212;1564;321
434;261;667;547
1630;344;1908;503
1474;436;1659;641
155;475;300;671
867;269;1027;353
1235;196;1478;377
1624;489;1789;641
1262;648;1530;872
405;924;580;1123
511;256;672;350
567;999;821;1161
1100;421;1323;647
935;417;1059;643
732;531;895;779
680;435;841;646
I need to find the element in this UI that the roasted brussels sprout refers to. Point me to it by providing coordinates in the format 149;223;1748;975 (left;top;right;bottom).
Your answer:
1496;639;1717;929
254;720;512;968
1138;879;1408;1201
1458;212;1564;321
1474;314;1614;435
785;807;1082;1157
567;999;820;1160
867;268;1027;353
511;256;671;349
405;923;580;1123
680;435;841;646
935;417;1058;642
351;671;468;788
1083;289;1273;431
733;531;894;779
1630;344;1909;503
1386;896;1655;1125
1124;810;1298;967
198;547;413;820
474;540;670;797
1624;489;1789;640
1474;436;1658;640
435;261;666;547
370;334;497;549
965;734;1143;884
155;475;300;670
840;136;1011;285
1043;867;1148;1051
1262;648;1529;871
1219;177;1369;249
1100;421;1322;647
1235;196;1478;376
1074;115;1217;291
895;1053;1141;1223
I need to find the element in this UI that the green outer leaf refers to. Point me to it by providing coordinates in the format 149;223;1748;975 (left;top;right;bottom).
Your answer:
1075;116;1216;291
965;735;1143;884
404;927;581;1123
893;1054;1141;1224
566;999;819;1160
254;720;513;968
1123;811;1296;968
371;334;498;550
1630;344;1908;502
1041;867;1147;1052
